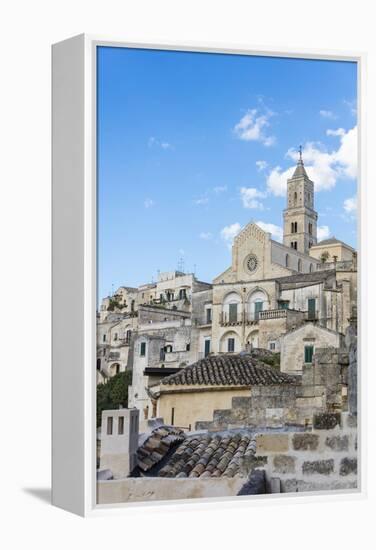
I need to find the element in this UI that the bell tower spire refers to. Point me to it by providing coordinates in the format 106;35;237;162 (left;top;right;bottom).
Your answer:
283;148;318;254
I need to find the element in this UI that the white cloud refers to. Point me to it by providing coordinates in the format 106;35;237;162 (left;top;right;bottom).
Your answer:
320;110;336;119
344;195;357;214
344;99;357;116
233;108;275;147
317;225;330;240
255;221;283;242
148;136;172;149
220;223;241;249
256;160;268;171
144;198;154;208
266;165;295;197
213;185;227;193
333;126;357;179
266;126;357;196
194;197;209;205
240;187;266;209
326;128;345;137
199;232;213;240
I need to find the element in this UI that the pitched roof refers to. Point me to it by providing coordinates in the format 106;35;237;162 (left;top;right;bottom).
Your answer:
314;237;355;249
276;269;335;285
158;353;298;387
159;432;257;478
292;158;309;179
137;425;185;472
137;429;257;479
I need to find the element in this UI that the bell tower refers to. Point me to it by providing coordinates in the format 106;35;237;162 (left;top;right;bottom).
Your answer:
283;147;318;254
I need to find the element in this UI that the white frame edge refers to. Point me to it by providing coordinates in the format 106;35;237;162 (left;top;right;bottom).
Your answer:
52;34;366;517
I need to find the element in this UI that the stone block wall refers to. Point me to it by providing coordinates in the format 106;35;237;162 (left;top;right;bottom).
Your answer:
254;412;358;493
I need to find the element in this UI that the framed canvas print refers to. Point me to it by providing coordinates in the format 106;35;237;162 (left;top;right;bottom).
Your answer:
52;35;365;516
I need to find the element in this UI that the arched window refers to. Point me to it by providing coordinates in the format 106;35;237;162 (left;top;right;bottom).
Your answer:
285;254;289;267
298;259;302;272
294;191;297;206
309;263;314;273
223;292;241;324
248;289;268;321
96;358;101;371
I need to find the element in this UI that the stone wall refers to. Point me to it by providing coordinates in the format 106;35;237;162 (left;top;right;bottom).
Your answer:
97;476;245;504
254;412;358;493
195;345;348;432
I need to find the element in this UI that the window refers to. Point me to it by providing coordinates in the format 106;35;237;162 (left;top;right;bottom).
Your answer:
290;241;297;250
206;308;212;324
160;348;165;361
308;298;316;320
103;334;106;342
186;343;190;351
309;263;314;273
96;358;101;370
114;332;118;341
228;338;235;352
171;407;175;425
131;300;135;312
294;191;297;205
118;416;124;435
291;221;298;233
125;329;131;343
304;345;314;364
165;345;173;353
278;300;289;310
107;416;113;435
204;339;211;357
140;342;146;356
308;222;313;235
254;301;263;320
298;259;302;272
269;342;276;351
179;289;187;300
285;254;289;267
229;303;238;323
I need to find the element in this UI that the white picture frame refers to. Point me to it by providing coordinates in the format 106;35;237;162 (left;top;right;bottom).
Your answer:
52;34;366;517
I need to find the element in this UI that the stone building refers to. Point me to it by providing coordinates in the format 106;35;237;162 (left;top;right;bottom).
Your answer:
97;153;357;428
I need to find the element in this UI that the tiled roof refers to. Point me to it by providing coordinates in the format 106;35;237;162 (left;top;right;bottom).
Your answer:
159;432;256;478
159;353;298;387
315;238;355;249
276;269;335;285
137;425;185;472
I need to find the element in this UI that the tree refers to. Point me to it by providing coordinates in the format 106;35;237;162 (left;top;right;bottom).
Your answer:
320;251;330;263
96;370;132;426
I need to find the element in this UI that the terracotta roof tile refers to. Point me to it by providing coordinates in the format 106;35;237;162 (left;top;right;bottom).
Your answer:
158;432;257;479
159;353;297;387
137;425;185;472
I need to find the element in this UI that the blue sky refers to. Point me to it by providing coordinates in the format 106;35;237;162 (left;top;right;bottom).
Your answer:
97;47;357;300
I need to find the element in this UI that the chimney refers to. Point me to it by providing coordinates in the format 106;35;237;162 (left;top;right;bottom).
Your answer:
99;408;139;479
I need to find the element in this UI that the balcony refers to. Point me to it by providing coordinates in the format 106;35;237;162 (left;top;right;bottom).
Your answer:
220;311;259;327
258;309;287;320
108;352;120;360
